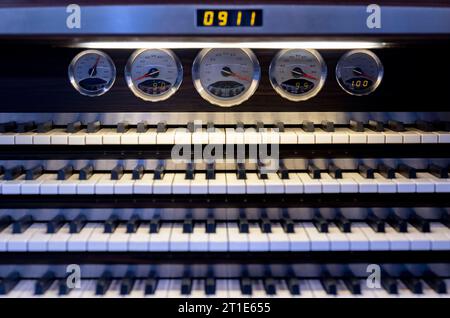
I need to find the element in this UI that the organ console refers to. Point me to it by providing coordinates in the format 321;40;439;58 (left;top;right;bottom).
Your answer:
0;0;450;302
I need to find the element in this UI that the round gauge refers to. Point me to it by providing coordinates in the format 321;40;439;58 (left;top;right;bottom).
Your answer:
192;48;260;107
335;49;383;96
269;49;327;102
125;49;183;102
68;50;116;97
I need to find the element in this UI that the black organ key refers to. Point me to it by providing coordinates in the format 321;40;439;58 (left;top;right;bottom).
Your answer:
16;121;35;133
0;121;17;133
0;272;20;295
321;120;334;132
378;163;396;179
25;165;44;180
69;215;87;234
149;217;161;234
428;164;448;179
302;120;315;132
275;121;285;132
110;164;124;180
442;213;450;228
144;278;158;295
47;215;66;234
257;164;268;180
132;164;144;180
238;218;249;233
87;120;101;133
321;278;337;295
156;121;167;133
96;272;113;295
104;215;120;233
206;163;215;180
240;278;252;295
387;214;408;233
367;215;385;233
181;278;192;295
381;276;398;294
343;278;361;295
79;164;94;180
126;215;140;233
313;215;328;233
263;278;277;295
349;120;364;132
328;163;342;179
183;219;194;234
66;121;82;133
281;218;295;233
437;121;450;132
368;120;384;132
259;218;272;233
0;166;3;176
236;163;246;179
335;215;351;233
136;121;148;133
36;121;53;133
256;121;264;132
116;121;129;133
4;165;24;180
185;163;195;180
120;272;135;295
58;280;71;296
205;278;216;295
57;165;74;180
277;161;289;180
307;163;321;179
401;276;423;294
415;120;434;132
35;272;55;295
423;273;447;294
397;163;416;179
206;121;215;131
186;121;195;133
358;164;374;179
236;121;245;132
387;120;405;132
206;218;216;234
409;214;430;233
287;278;301;295
13;215;33;234
153;163;165;180
0;215;12;232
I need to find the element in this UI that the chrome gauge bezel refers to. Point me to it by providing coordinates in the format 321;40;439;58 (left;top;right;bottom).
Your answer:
68;49;116;97
335;49;384;96
124;48;183;102
192;48;261;107
269;49;327;102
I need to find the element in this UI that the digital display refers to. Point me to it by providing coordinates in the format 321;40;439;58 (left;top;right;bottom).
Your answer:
197;9;262;27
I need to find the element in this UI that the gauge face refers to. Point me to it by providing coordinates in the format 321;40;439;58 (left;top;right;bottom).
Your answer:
269;49;327;102
336;50;383;96
68;50;116;97
125;49;183;102
192;48;260;107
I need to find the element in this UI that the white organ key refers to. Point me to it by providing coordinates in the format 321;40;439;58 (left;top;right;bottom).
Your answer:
190;173;208;194
148;223;171;252
302;222;330;251
429;222;450;250
384;224;410;251
166;279;182;298
0;132;15;145
327;224;350;251
85;128;107;145
47;224;72;252
245;173;265;194
50;129;70;145
209;127;226;144
264;173;284;193
295;128;315;144
435;131;450;143
319;173;340;193
208;173;226;194
346;222;370;251
68;129;87;145
261;128;280;144
171;173;191;194
227;223;249;251
133;173;153;194
67;222;99;251
297;173;321;193
248;223;269;251
174;128;192;144
128;224;150;251
120;128;139;145
308;279;332;298
357;222;390;251
272;280;295;298
282;172;303;193
189;279;206;298
225;127;244;145
114;173;134;194
414;172;436;193
225;173;246;194
268;222;290;251
7;223;46;252
400;129;421;144
1;174;25;195
126;279;145;298
102;128;122;145
244;128;261;144
331;128;350;144
373;173;396;193
156;128;176;145
209;222;228;252
227;279;246;298
189;223;209;252
95;174;116;195
152;279;170;298
421;172;450;192
39;174;60;195
279;128;297;144
192;128;209;145
252;280;268;297
79;279;99;298
77;173;104;195
336;173;359;193
366;129;386;144
138;128;157;144
213;279;229;298
410;128;438;144
27;223;52;252
3;280;35;298
345;128;367;144
289;223;311;251
58;174;80;195
314;128;332;144
21;174;53;195
152;173;174;194
345;172;377;193
15;131;34;145
87;225;110;251
33;130;54;145
382;129;403;144
393;173;416;193
107;224;130;251
103;280;122;298
169;223;189;251
405;225;431;250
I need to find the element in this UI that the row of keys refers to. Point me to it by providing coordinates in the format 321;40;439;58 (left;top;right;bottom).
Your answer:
1;276;448;298
1;120;449;145
1;219;449;252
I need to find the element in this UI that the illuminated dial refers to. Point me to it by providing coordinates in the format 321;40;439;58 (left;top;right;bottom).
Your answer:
192;48;260;107
125;49;183;102
269;49;327;101
336;50;383;96
68;50;116;97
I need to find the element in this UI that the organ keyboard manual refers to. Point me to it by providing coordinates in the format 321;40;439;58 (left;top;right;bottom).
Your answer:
0;0;449;313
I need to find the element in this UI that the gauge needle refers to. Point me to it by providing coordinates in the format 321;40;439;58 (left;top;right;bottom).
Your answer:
88;56;100;77
221;68;251;82
133;70;160;81
344;66;375;81
291;69;318;80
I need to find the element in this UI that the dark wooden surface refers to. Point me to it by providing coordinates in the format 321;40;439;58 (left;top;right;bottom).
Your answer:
0;44;449;112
